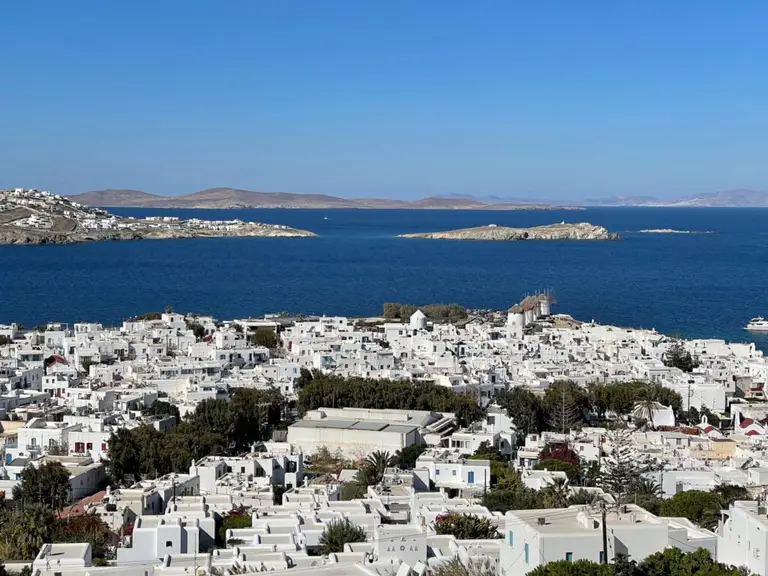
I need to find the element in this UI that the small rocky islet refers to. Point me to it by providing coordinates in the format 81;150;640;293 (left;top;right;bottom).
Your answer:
397;222;620;241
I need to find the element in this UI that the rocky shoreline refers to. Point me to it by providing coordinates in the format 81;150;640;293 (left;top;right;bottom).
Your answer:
0;223;316;246
398;222;620;241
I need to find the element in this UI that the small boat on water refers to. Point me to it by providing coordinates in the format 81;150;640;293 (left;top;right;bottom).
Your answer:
324;216;329;220
745;317;768;331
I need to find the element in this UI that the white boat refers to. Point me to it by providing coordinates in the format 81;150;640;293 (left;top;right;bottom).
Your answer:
745;317;768;331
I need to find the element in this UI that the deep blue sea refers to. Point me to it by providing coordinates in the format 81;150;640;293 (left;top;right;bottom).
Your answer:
1;207;767;348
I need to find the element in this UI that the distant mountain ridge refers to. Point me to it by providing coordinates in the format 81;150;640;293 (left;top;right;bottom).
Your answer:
67;188;579;211
584;189;768;207
68;188;768;210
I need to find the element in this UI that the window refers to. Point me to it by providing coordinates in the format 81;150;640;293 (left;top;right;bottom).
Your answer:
508;531;513;546
524;543;529;564
30;438;37;447
452;470;457;476
86;442;92;450
240;466;246;474
166;541;173;547
436;469;440;476
101;443;107;451
566;552;573;562
487;416;496;426
599;551;605;563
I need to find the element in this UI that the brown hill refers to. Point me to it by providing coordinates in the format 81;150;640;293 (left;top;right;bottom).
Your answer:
67;188;576;210
68;189;165;207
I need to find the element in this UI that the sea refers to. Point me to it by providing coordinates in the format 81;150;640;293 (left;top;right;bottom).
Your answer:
1;207;767;349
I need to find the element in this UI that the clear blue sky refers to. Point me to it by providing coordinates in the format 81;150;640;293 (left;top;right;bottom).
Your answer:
2;1;767;200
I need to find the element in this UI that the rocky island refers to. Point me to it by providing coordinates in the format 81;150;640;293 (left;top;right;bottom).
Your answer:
0;188;316;245
638;228;716;234
398;222;620;241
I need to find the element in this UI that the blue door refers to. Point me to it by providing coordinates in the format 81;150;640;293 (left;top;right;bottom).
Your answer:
468;471;475;484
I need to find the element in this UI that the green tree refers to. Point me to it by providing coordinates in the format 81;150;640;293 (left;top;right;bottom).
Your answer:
54;514;113;559
356;450;394;486
186;320;206;340
481;483;542;513
249;327;279;349
106;427;141;483
588;381;682;420
217;508;252;547
395;444;429;469
382;303;467;323
12;462;71;510
318;519;367;555
543;381;588;433
540;477;570;508
498;387;544;439
658;490;724;531
638;547;746;576
602;427;648;505
534;459;581;482
632;477;663;515
433;513;499;539
663;341;699;373
433;557;497;576
144;400;180;423
527;559;612;576
568;489;601;506
340;482;366;500
713;483;751;504
297;373;483;427
0;503;57;560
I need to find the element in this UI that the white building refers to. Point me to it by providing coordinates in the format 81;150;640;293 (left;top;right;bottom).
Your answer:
287;407;454;459
500;505;717;576
416;449;491;492
719;501;768;576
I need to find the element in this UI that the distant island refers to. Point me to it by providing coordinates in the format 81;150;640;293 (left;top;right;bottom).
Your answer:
583;189;768;207
66;188;583;211
0;188;316;245
638;229;717;234
398;222;620;241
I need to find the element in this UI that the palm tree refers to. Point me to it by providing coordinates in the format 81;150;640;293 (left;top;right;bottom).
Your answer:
318;519;367;555
631;477;663;513
540;477;570;508
11;503;56;560
356;450;394;486
567;488;601;506
633;385;660;428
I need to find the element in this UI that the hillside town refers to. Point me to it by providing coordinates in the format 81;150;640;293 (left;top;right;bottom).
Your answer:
2;299;768;576
0;188;316;244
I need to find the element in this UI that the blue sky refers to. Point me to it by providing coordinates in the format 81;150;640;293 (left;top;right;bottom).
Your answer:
1;1;767;200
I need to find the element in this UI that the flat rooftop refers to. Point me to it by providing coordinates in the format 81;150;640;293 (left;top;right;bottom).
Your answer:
290;419;418;434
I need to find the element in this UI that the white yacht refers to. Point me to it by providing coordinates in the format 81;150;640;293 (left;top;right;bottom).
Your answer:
745;317;768;331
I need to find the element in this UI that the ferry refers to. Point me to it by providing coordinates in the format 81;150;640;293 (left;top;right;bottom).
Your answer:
745;317;768;331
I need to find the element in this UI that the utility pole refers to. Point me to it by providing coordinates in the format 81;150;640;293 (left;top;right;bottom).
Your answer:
601;502;608;564
687;381;693;417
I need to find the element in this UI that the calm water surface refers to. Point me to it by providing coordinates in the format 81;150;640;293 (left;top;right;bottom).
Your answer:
1;207;767;348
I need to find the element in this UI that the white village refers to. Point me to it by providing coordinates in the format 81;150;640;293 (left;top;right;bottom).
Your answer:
1;297;767;576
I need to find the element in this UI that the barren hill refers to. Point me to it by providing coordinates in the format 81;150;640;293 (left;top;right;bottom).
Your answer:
67;188;579;210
